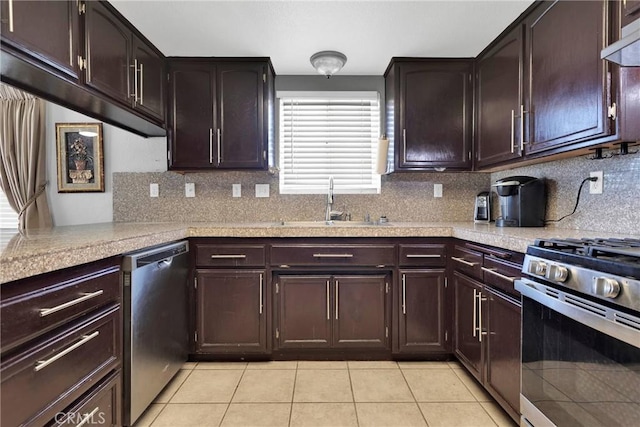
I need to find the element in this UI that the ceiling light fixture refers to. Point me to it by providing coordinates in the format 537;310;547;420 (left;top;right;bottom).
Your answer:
310;51;347;78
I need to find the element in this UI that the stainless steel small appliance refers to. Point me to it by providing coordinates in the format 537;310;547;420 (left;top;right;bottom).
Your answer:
122;241;190;426
493;176;546;227
474;191;491;223
515;238;640;427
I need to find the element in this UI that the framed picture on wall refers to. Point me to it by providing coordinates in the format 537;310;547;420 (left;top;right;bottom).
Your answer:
56;123;104;193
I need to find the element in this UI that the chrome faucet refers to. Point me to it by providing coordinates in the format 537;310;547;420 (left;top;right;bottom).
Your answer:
325;176;334;224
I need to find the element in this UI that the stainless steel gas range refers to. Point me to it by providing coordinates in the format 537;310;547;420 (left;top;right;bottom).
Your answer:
515;238;640;427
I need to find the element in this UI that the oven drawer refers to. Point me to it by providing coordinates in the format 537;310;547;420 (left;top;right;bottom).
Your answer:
1;266;120;353
398;244;447;267
451;246;483;280
482;256;521;297
271;244;395;267
195;244;266;267
50;370;122;427
1;305;121;427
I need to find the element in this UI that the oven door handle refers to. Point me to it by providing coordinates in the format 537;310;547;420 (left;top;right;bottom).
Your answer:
516;278;640;348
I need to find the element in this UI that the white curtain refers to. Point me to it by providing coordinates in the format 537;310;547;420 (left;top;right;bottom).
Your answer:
0;84;52;230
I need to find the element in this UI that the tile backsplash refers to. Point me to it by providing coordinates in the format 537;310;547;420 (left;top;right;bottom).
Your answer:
113;152;639;234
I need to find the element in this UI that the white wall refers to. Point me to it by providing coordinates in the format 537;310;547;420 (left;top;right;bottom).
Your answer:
45;102;167;226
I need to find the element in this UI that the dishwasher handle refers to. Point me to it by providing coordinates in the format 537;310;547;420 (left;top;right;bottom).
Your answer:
122;240;189;272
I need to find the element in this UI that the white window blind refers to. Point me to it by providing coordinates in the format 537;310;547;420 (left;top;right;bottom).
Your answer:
279;91;381;194
0;189;18;230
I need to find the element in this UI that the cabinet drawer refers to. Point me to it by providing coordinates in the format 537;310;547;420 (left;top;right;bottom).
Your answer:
451;246;483;280
195;244;266;267
49;370;121;427
1;266;120;352
271;244;395;267
482;256;522;297
1;306;120;427
398;244;447;267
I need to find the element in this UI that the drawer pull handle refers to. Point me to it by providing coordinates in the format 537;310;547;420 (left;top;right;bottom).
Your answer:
34;331;100;372
39;290;104;317
210;254;247;259
406;254;441;258
76;406;101;427
481;267;517;283
451;256;478;267
313;253;354;258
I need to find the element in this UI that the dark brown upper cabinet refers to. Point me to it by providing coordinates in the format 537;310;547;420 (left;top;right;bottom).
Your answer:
131;34;165;122
168;58;274;171
385;59;473;171
524;0;614;154
475;25;525;169
0;0;80;80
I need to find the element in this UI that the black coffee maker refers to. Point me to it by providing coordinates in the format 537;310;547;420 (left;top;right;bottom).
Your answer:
492;176;546;227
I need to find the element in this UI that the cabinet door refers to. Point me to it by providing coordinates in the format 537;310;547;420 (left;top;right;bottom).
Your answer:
276;275;331;349
132;35;165;122
475;26;524;169
168;64;215;169
398;270;447;354
216;62;266;169
333;275;389;349
84;1;131;105
398;61;472;170
453;271;483;380
622;0;640;26
195;270;267;354
0;0;79;79
526;0;612;154
485;288;521;420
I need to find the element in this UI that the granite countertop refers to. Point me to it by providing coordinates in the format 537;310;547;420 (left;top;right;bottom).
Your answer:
2;221;636;284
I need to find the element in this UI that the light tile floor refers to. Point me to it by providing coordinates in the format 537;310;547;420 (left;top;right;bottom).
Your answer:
134;361;517;427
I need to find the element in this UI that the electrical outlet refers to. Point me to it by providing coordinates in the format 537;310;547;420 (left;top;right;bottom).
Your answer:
589;171;603;194
185;182;196;198
149;183;159;198
232;184;242;198
434;183;443;198
255;184;270;198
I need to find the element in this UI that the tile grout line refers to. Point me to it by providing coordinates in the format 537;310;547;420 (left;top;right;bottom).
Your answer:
346;363;360;427
216;363;248;427
144;402;166;427
397;365;431;426
288;363;299;427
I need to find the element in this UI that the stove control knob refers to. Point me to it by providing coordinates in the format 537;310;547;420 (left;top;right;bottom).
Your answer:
593;277;620;298
528;261;547;277
548;265;569;282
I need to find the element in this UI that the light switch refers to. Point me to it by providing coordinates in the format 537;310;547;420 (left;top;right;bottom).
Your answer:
255;184;270;198
185;182;195;198
434;183;443;198
232;183;242;198
149;183;159;198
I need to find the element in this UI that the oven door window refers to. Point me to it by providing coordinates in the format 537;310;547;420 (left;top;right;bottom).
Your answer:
522;296;640;426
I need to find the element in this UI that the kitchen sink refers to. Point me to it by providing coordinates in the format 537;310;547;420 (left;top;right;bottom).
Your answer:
275;220;391;227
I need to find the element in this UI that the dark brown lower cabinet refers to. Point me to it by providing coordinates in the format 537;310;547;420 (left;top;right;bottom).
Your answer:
275;274;390;352
453;271;483;378
195;269;267;354
397;269;448;354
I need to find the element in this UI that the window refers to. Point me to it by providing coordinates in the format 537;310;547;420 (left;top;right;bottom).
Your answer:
0;189;18;230
278;91;381;194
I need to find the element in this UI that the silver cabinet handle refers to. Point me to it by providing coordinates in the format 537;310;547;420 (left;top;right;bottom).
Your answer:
76;407;100;427
478;292;487;342
510;109;516;154
39;290;104;317
451;256;478;267
312;253;354;258
35;331;99;371
139;62;144;105
326;280;330;320
259;273;263;314
406;254;441;258
402;274;406;315
217;128;221;164
130;59;138;101
481;267;517;283
520;104;527;151
335;280;339;320
210;254;246;259
8;0;14;32
472;289;478;338
209;129;214;164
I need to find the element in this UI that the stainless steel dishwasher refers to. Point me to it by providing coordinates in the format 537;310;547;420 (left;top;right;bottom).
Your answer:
122;240;189;426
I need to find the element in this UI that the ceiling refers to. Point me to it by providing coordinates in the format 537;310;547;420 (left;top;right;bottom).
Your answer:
110;0;534;75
